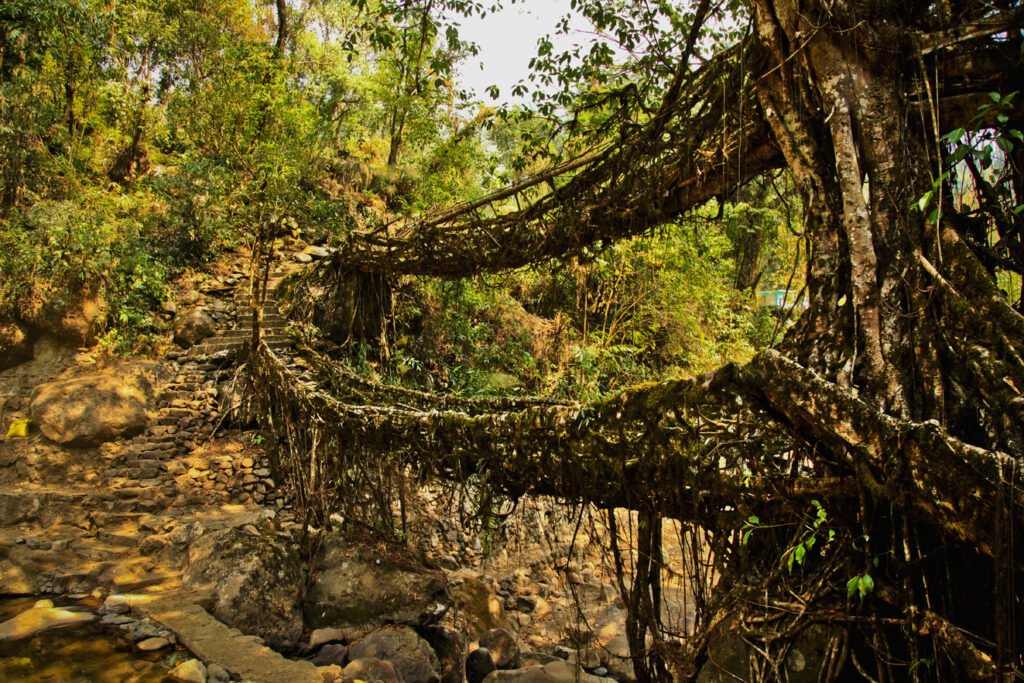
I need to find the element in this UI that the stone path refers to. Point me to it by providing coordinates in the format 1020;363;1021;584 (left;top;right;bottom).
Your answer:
136;598;321;683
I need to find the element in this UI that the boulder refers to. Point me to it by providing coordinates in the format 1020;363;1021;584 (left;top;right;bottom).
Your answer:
174;307;217;348
305;539;449;629
29;361;165;446
0;320;32;370
347;627;441;683
466;648;496;683
183;527;304;650
342;657;402;683
599;635;633;681
479;628;519;668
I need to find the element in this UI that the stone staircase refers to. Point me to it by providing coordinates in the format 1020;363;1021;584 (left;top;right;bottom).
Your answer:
110;269;299;494
195;281;292;356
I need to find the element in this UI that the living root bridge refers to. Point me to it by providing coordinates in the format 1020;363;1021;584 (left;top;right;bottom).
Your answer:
247;341;1024;565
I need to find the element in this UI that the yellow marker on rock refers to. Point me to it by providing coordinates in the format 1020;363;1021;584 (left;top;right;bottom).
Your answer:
5;418;31;438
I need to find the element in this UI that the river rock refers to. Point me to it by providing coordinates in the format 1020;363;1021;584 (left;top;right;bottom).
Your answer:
136;636;170;651
309;627;355;649
207;663;230;683
29;361;165;446
0;600;94;640
467;648;497;683
174;307;217;348
305;538;449;629
312;642;347;666
170;658;208;683
599;635;633;680
479;628;519;668
183;526;303;650
347;627;441;683
342;657;402;683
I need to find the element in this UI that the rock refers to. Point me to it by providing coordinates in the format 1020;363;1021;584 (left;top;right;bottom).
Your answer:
0;602;94;640
312;642;347;666
183;527;304;650
294;252;314;263
304;246;331;259
29;361;166;446
309;627;350;649
342;657;402;683
318;664;344;683
532;597;551;620
467;648;497;683
518;652;560;667
24;536;51;550
170;658;208;682
207;663;230;683
599;635;633;681
0;319;33;370
305;539;449;629
174;308;217;349
419;624;466;683
482;660;606;682
567;647;601;670
515;596;537;613
181;289;201;305
347;627;441;683
479;628;519;669
136;636;170;651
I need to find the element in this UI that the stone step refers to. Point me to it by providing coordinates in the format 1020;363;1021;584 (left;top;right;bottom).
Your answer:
235;315;287;325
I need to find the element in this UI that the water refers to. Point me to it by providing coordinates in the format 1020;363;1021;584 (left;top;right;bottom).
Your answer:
0;596;180;683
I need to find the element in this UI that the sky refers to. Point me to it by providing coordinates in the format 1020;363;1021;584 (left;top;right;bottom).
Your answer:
451;0;587;106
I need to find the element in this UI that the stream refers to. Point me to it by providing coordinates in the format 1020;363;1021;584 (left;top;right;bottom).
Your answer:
0;596;182;682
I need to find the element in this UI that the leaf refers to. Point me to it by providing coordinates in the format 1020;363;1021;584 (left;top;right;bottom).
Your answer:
6;418;31;438
946;146;969;164
859;573;874;595
847;576;860;597
941;127;965;143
